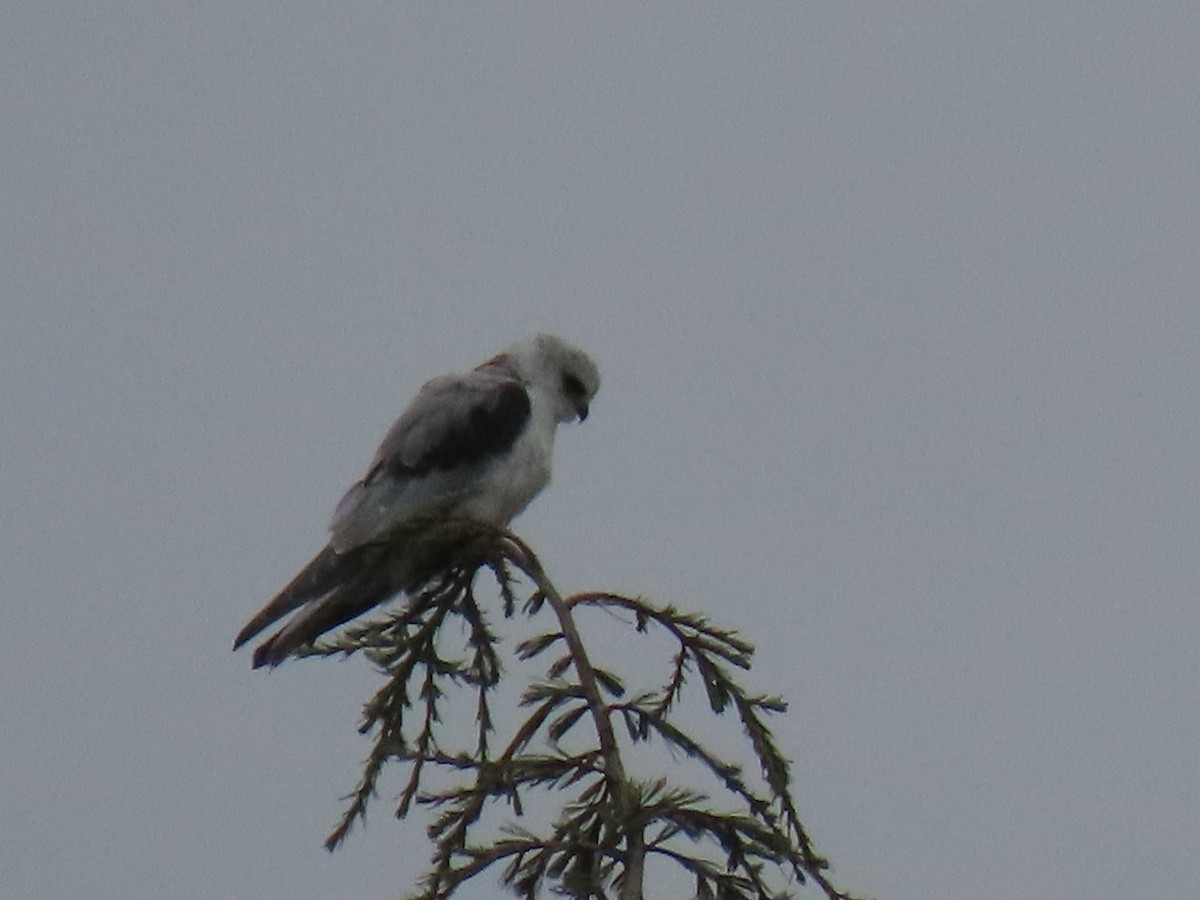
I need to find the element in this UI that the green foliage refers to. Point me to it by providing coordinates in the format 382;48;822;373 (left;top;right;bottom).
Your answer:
301;521;864;900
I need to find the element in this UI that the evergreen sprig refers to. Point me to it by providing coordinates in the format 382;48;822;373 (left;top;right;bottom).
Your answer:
301;521;863;900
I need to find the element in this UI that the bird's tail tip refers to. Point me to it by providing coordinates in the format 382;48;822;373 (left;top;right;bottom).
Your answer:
231;629;282;668
250;640;286;669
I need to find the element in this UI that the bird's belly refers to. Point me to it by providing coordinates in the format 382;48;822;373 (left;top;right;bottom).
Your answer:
457;430;552;523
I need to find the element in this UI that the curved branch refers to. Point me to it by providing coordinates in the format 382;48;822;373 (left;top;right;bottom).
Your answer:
503;536;646;900
304;523;862;900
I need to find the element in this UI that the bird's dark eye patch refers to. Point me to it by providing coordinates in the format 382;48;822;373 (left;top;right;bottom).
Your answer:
561;372;587;398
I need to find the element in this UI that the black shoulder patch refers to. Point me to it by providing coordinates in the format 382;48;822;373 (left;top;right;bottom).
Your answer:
401;381;531;475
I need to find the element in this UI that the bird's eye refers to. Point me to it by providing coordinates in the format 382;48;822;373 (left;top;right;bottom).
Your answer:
561;372;586;398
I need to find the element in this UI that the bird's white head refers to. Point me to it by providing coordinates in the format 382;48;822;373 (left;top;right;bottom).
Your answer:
503;333;600;423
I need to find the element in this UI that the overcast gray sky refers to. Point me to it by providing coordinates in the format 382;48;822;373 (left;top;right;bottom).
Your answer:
5;3;1200;899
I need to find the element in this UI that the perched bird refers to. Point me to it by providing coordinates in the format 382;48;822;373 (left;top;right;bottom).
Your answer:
234;333;600;668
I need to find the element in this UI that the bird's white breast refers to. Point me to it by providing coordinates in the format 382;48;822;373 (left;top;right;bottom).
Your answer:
455;399;556;523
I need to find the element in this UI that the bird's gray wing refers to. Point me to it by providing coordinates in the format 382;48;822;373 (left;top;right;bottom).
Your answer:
232;371;531;666
328;372;531;552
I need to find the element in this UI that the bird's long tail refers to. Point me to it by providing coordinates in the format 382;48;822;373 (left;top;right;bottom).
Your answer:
232;545;351;652
234;521;490;668
247;560;399;668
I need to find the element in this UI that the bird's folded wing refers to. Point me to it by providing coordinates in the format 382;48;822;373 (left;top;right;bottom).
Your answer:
329;373;531;552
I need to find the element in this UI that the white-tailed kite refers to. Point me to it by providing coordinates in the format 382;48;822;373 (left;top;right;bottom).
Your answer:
234;333;600;668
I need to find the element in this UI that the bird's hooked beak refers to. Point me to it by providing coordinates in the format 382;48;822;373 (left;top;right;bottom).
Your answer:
574;399;590;422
